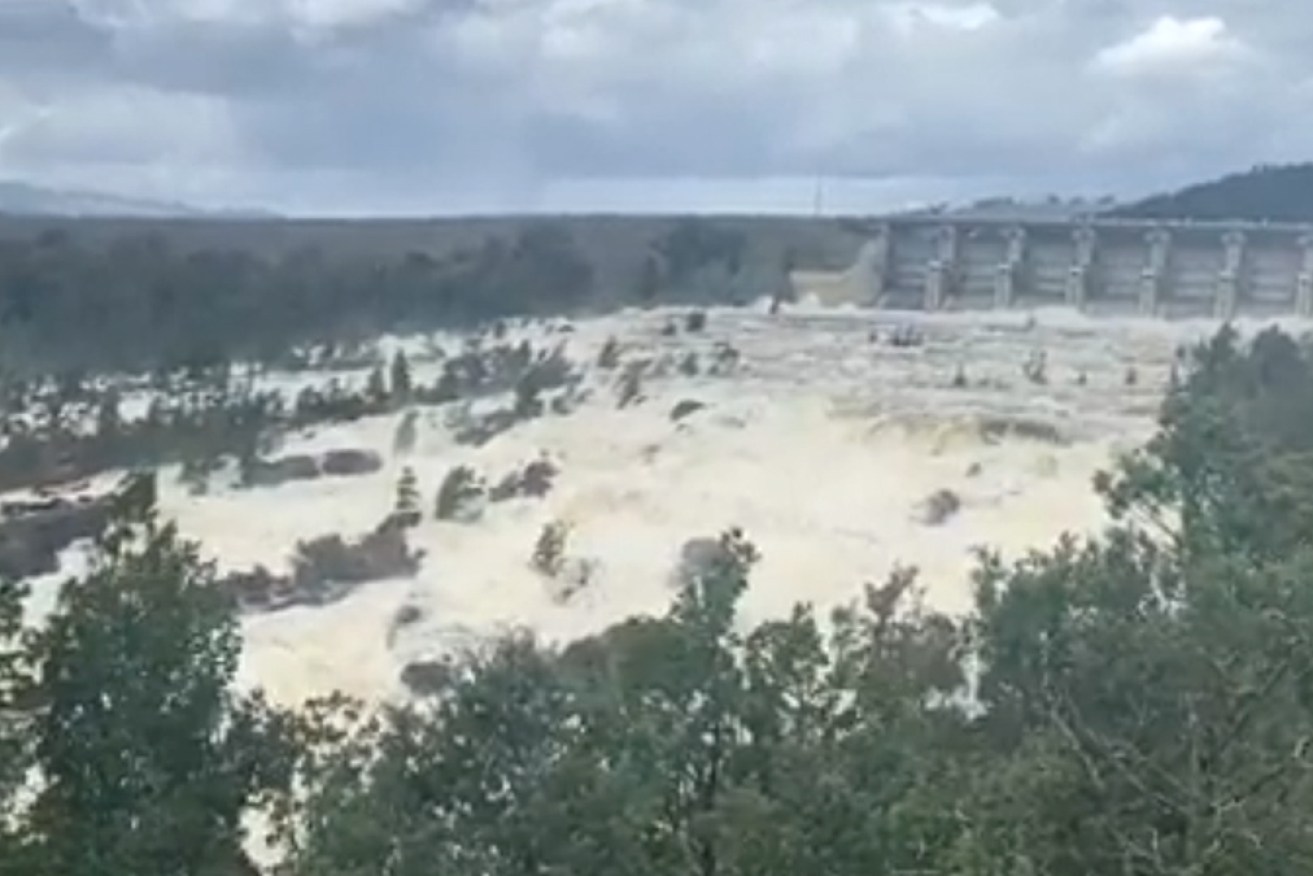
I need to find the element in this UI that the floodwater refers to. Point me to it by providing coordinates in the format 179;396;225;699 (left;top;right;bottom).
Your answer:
19;302;1295;708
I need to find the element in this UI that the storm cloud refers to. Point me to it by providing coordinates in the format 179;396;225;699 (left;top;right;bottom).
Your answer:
0;0;1309;213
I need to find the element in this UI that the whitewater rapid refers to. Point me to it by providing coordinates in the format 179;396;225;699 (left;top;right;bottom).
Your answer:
21;303;1297;708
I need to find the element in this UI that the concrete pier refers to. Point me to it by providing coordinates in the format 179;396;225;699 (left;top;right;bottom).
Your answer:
791;215;1313;317
1215;230;1245;320
994;226;1025;308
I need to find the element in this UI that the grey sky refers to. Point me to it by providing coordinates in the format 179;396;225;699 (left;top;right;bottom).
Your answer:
0;0;1307;215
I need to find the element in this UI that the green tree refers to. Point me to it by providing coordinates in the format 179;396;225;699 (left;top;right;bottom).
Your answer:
435;465;485;522
963;530;1313;875
289;525;978;876
959;325;1313;875
24;500;298;875
392;410;418;456
636;253;662;305
1098;325;1313;560
531;520;570;577
394;466;421;527
390;351;413;402
366;365;387;404
0;579;37;870
290;633;649;876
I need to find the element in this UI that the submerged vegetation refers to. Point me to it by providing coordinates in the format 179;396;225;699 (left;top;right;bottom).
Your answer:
0;332;582;494
1;323;1313;874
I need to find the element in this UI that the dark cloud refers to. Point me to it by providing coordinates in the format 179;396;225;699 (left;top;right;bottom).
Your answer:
0;0;1308;212
0;2;113;79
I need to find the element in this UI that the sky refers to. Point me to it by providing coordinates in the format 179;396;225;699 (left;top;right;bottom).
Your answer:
0;0;1308;216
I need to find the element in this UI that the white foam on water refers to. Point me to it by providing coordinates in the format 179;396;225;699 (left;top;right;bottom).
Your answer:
19;305;1305;708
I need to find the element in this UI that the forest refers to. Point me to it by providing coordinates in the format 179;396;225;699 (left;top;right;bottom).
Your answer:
1112;162;1313;223
1;321;1312;875
0;216;791;377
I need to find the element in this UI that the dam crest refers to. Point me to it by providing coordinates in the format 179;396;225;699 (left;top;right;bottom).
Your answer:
791;215;1313;318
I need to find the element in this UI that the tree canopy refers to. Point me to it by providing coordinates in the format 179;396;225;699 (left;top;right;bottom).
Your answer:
1111;162;1313;223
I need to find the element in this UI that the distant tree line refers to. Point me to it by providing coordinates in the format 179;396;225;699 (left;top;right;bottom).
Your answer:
0;217;774;377
0;224;593;375
1111;162;1313;223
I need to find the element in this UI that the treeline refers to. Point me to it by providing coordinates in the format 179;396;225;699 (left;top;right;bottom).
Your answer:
7;324;1313;874
1112;161;1313;223
0;217;765;377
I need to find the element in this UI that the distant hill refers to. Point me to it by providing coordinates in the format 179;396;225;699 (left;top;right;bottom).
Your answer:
0;180;274;219
1111;163;1313;223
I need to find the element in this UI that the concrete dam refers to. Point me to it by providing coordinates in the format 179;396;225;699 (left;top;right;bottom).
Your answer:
790;216;1313;318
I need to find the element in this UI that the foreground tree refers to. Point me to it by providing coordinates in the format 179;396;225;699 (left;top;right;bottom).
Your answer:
962;529;1313;875
289;528;973;876
1100;324;1313;560
22;483;297;875
964;325;1313;875
0;579;37;871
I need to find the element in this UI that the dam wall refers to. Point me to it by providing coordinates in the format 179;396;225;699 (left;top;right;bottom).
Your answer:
791;216;1313;318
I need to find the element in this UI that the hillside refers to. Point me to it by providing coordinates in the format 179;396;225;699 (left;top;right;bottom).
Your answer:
0;180;272;218
1111;162;1313;222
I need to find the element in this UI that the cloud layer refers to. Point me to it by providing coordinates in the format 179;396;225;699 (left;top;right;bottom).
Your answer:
0;0;1309;213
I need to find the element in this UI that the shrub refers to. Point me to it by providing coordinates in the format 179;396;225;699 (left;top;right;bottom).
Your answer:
435;465;485;521
531;520;570;577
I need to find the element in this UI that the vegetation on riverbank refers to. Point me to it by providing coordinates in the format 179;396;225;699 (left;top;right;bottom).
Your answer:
2;322;1313;874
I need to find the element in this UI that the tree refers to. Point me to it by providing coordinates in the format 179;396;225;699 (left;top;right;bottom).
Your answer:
393;410;418;456
394;466;421;527
290;634;641;876
616;363;644;409
435;465;485;522
597;336;621;370
292;531;765;876
0;579;37;870
636;253;662;305
653;219;746;299
963;325;1313;875
365;365;387;404
94;388;122;440
1098;324;1313;560
286;522;985;876
531;520;570;577
23;498;298;875
390;351;413;402
964;530;1313;874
